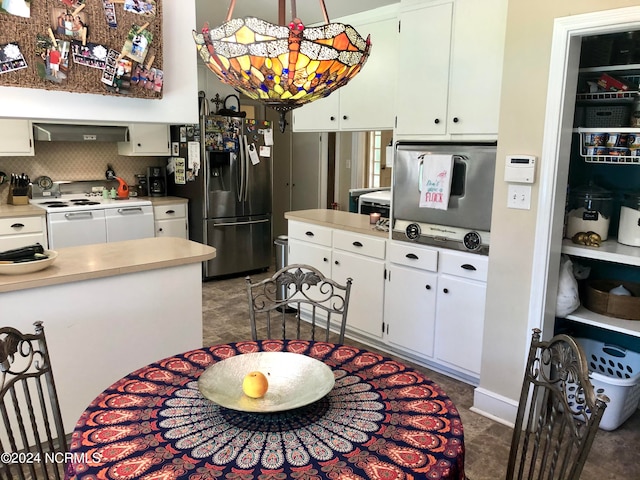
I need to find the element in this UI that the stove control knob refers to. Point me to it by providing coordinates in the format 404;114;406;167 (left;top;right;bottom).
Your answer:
405;223;421;241
463;231;482;251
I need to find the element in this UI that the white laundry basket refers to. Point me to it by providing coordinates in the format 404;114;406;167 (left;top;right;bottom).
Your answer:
576;338;640;431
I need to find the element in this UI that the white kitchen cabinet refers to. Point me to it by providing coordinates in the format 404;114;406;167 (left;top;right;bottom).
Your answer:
0;119;34;156
0;215;47;250
288;222;333;276
434;250;488;376
117;124;170;156
395;0;507;139
154;201;188;239
288;221;386;338
332;230;386;339
384;242;438;357
288;238;332;277
292;5;398;132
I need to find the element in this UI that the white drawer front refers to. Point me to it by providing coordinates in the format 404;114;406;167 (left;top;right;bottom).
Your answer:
153;203;187;220
288;221;332;247
0;233;47;251
0;216;44;235
388;242;438;272
333;230;385;260
439;250;488;281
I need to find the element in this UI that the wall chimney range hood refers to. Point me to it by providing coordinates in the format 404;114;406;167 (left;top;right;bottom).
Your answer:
33;123;129;142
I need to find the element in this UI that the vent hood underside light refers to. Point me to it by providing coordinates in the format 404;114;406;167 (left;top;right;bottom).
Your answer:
33;123;129;142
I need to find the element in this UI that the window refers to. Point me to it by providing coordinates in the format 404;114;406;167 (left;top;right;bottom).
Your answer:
367;131;382;188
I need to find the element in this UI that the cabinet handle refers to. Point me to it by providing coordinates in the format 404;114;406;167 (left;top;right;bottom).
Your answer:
434;119;440;124
330;116;336;121
334;260;340;265
443;288;449;294
461;264;477;271
10;223;24;228
353;241;363;247
406;253;419;260
323;257;328;262
159;228;163;232
343;115;348;120
166;209;175;214
305;231;314;237
425;284;431;290
453;117;459;123
137;143;142;147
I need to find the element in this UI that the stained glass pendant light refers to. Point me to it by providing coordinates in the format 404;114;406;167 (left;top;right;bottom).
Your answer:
193;0;372;132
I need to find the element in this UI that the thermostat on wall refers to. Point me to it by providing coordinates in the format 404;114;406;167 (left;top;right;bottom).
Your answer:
505;155;536;183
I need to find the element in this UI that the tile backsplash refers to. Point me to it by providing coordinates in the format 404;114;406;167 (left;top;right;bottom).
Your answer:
0;142;166;204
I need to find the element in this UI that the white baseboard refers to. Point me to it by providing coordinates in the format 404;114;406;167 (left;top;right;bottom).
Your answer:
471;387;519;428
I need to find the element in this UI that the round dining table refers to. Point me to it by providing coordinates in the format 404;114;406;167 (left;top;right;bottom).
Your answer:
66;340;465;480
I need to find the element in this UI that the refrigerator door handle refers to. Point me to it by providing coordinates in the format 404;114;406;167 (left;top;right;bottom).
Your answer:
235;148;244;204
243;135;250;202
213;218;270;227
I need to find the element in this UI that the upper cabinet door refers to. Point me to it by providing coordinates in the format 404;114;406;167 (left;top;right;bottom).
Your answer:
292;4;399;132
0;119;34;156
117;124;170;156
395;2;453;136
447;0;507;135
292;94;340;132
338;15;399;131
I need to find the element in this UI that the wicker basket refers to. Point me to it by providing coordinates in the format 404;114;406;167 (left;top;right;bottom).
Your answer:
585;279;640;320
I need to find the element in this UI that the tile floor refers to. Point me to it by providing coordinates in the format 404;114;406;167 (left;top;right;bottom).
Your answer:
202;268;640;480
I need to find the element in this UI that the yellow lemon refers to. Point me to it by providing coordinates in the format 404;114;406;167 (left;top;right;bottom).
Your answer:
242;371;269;398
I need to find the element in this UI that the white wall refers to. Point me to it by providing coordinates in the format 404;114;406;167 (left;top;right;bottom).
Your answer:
0;2;199;125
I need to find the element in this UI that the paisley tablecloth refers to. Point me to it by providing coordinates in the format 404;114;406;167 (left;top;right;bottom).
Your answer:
66;340;465;480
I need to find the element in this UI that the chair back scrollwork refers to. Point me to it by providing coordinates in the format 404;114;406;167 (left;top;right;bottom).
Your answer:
246;264;352;343
506;328;609;480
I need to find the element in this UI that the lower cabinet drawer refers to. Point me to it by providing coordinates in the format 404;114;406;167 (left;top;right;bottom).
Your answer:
387;241;438;271
288;221;332;247
333;230;385;260
153;203;186;221
0;216;44;235
439;250;488;281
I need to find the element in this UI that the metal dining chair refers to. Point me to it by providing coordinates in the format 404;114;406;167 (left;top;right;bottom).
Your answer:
0;321;67;480
246;264;352;343
505;328;608;480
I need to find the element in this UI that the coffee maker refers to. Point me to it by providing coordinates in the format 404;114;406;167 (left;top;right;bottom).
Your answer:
147;166;167;197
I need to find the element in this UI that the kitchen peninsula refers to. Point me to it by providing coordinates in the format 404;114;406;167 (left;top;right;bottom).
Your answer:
285;209;488;385
0;237;215;433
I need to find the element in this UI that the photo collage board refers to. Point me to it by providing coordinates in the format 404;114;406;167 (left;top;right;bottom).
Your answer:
0;0;164;98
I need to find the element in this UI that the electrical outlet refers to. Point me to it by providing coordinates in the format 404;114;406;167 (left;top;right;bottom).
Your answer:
507;184;531;210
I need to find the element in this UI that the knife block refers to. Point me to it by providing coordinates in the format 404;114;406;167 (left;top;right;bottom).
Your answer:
8;186;29;205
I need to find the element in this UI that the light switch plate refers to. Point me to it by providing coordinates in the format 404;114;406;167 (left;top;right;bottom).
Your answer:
508;184;531;210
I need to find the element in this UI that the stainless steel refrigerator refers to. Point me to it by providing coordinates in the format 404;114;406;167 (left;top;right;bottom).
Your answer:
169;115;273;278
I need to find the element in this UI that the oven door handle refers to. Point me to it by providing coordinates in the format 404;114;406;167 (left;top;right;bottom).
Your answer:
64;212;94;219
117;207;144;214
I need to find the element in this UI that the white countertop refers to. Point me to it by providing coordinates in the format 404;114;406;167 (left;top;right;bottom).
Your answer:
285;209;389;239
0;237;215;293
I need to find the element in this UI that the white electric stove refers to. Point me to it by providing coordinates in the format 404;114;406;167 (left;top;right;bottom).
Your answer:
30;191;154;249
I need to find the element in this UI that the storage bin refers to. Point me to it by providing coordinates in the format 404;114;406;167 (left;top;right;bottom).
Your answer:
585;279;640;320
574;338;640;431
584;104;631;127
